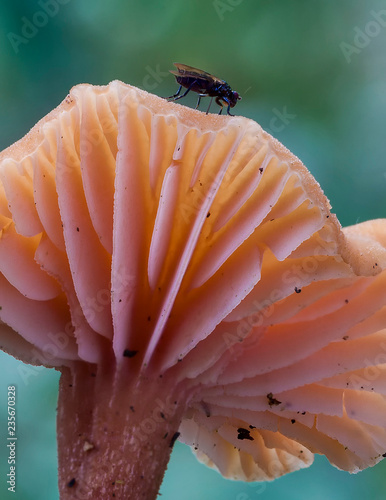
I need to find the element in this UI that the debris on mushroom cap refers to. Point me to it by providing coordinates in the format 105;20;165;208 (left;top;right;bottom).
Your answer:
1;81;386;486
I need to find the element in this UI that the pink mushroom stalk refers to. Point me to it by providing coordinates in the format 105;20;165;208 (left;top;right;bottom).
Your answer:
0;81;386;499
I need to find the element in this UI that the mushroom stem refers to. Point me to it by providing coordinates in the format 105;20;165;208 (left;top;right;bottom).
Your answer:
57;362;188;499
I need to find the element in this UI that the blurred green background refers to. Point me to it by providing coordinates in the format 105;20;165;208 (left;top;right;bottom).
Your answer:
0;0;386;499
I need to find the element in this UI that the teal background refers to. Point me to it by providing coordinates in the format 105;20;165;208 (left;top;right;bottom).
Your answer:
0;0;386;498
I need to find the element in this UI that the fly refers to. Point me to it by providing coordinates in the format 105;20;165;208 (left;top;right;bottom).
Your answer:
166;63;241;116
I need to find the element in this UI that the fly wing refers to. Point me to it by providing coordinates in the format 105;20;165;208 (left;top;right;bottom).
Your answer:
170;63;224;84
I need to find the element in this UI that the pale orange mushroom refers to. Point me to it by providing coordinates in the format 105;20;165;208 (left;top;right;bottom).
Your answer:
0;81;386;499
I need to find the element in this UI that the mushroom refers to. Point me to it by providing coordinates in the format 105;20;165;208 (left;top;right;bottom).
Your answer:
0;81;386;499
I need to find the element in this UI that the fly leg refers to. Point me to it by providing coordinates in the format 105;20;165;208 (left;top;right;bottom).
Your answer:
195;94;207;110
216;97;234;116
167;80;198;101
205;97;213;115
226;102;234;116
166;85;182;99
215;96;224;115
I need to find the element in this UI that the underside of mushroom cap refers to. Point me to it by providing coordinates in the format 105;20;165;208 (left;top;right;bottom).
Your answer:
181;257;386;480
0;80;350;369
1;81;386;483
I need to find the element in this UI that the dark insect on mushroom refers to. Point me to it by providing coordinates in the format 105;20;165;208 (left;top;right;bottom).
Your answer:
167;63;241;116
267;392;282;407
237;427;254;441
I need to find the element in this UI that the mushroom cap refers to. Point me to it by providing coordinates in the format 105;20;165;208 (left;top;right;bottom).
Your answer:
1;81;386;480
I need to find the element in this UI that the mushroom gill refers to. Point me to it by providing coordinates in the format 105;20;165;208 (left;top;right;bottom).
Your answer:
0;81;385;499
